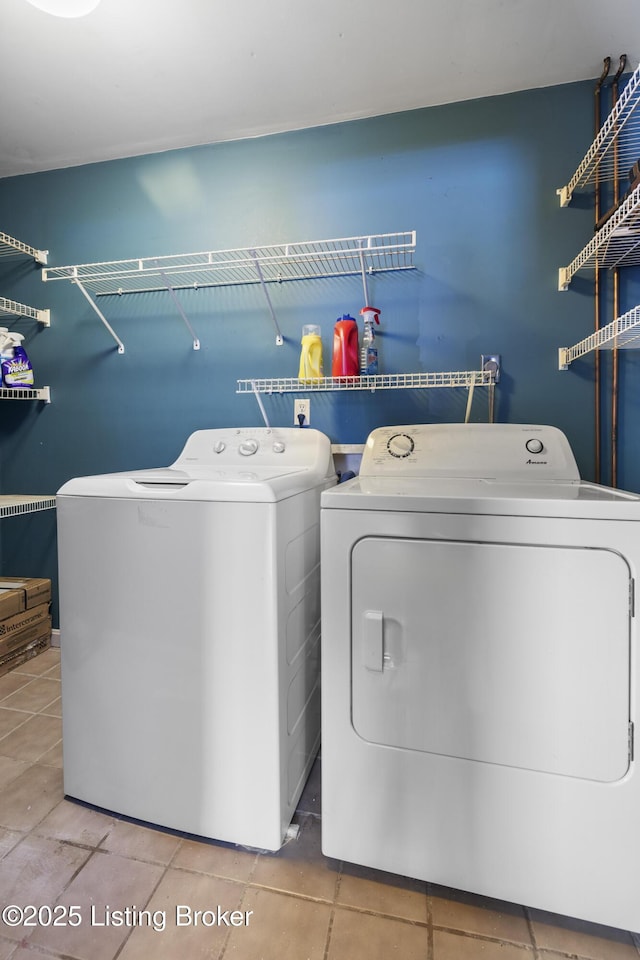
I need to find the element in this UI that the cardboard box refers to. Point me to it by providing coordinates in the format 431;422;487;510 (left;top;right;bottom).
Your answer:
0;633;50;678
0;578;51;610
0;607;51;656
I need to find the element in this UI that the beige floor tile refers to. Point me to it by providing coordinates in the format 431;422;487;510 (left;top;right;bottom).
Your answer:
530;909;639;959
327;906;428;960
0;937;18;960
28;850;165;960
433;930;531;958
100;819;181;865
34;798;114;846
172;837;257;882
0;826;24;859
0;714;62;762
0;672;32;702
14;648;60;677
224;887;331;960
43;662;61;680
8;948;68;960
0;755;31;789
0;834;91;942
1;677;60;714
337;862;428;923
40;695;62;717
430;886;532;945
0;708;29;741
118;866;246;960
37;739;63;768
251;815;338;902
0;762;63;830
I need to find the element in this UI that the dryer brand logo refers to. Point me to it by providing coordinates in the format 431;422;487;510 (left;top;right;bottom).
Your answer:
526;459;548;465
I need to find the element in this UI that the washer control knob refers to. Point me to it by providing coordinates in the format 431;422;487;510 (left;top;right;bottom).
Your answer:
273;441;286;453
239;439;259;456
213;440;226;454
525;438;544;455
387;433;415;458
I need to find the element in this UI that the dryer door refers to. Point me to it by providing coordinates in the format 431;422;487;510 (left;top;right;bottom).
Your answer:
351;537;631;782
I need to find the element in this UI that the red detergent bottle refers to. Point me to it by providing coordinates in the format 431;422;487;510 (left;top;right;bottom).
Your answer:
332;315;359;378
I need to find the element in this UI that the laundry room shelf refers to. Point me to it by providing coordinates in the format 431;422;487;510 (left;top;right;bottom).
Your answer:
557;62;640;207
0;387;51;402
559;304;640;368
41;231;416;351
0;495;56;518
558;183;640;290
0;298;50;326
237;370;495;393
0;232;48;266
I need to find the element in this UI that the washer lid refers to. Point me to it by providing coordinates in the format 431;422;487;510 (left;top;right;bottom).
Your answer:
57;427;336;502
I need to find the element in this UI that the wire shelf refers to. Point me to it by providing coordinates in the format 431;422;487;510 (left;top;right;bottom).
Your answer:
0;298;50;325
557;62;640;205
0;387;50;402
42;232;416;295
237;371;495;393
0;232;47;265
559;304;640;368
558;183;640;288
0;496;56;518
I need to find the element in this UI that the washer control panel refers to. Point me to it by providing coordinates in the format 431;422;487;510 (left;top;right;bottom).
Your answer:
359;424;580;481
174;427;333;471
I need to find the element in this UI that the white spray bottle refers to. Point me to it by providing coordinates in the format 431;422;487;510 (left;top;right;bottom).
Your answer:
359;307;381;376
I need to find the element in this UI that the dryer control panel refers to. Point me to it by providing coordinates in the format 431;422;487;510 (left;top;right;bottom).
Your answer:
359;423;580;481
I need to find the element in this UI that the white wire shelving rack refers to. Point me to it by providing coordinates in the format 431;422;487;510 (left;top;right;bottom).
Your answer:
559;305;640;369
558;182;640;289
0;232;48;266
0;496;56;518
41;232;417;352
239;369;498;425
557;62;640;207
237;370;494;393
0;298;50;326
0;231;51;401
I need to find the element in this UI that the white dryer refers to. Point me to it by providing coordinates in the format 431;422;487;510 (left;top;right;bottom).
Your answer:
58;427;336;851
321;422;640;931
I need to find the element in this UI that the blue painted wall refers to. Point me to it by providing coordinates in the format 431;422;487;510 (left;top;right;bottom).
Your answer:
1;77;638;622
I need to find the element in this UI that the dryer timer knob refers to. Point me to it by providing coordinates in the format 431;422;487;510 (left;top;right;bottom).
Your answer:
387;433;415;458
525;438;544;455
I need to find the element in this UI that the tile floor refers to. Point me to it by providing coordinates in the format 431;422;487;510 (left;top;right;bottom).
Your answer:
0;647;639;960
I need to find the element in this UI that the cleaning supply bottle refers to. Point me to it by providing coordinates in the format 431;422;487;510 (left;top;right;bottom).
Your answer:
332;315;359;378
1;332;34;388
359;307;381;376
298;325;324;380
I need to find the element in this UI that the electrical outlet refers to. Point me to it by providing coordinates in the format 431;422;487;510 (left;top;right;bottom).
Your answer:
481;354;501;382
294;398;310;425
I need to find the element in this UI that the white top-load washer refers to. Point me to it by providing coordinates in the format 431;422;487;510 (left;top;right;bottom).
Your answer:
58;427;336;851
321;422;640;931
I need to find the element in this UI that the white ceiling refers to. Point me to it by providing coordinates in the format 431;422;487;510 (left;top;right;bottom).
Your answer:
1;0;639;179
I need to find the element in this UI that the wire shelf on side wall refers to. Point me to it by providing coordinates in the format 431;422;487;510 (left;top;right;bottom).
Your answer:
0;496;56;519
557;61;640;206
559;304;640;368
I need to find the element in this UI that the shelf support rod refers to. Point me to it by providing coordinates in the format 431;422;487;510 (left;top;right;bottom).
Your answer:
74;279;125;354
251;380;271;428
250;251;283;345
359;249;370;305
158;270;200;350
